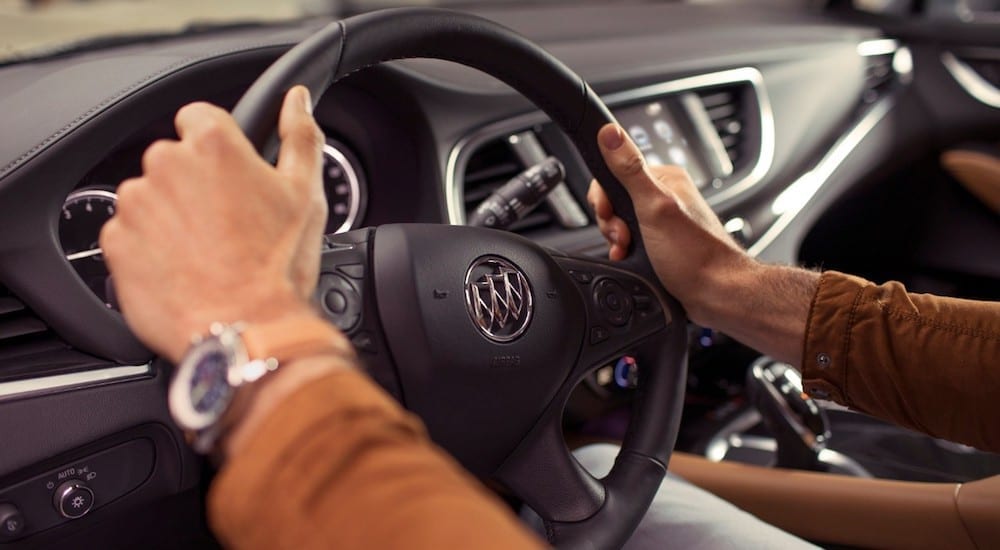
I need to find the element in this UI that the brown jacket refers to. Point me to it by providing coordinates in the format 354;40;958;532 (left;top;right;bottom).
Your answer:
802;271;999;452
209;271;999;548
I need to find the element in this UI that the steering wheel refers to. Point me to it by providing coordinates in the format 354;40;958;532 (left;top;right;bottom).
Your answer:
231;8;687;549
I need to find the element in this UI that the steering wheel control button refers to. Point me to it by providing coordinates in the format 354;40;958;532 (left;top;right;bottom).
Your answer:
54;481;94;519
568;270;593;284
589;326;610;345
464;256;533;343
0;503;24;539
324;289;348;314
351;331;377;354
337;263;366;280
594;279;633;327
318;273;362;333
632;294;652;311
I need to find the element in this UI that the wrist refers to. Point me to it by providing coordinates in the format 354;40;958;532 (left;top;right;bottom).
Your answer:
170;284;312;364
169;311;356;457
219;354;354;461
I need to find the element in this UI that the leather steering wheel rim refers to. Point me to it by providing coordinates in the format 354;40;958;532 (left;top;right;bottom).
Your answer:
231;8;688;549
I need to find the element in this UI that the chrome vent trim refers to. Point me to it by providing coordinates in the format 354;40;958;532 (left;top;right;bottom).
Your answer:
602;67;774;207
942;50;1000;109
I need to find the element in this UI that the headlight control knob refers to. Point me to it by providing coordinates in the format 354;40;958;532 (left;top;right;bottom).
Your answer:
0;503;25;538
53;480;95;519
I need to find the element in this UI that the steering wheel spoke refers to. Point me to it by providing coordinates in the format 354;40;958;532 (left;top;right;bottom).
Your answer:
495;412;605;523
553;255;673;376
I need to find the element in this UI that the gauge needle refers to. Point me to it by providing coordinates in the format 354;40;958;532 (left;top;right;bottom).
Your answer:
66;248;103;261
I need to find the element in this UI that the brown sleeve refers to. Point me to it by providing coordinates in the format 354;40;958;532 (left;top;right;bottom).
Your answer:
207;369;547;550
801;270;1000;452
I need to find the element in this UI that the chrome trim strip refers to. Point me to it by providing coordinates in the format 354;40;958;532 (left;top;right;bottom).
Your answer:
444;67;776;224
747;97;895;258
66;248;104;262
941;51;1000;109
323;142;365;234
856;38;899;57
0;363;152;401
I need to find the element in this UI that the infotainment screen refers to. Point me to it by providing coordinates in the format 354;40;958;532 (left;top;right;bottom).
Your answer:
613;100;710;189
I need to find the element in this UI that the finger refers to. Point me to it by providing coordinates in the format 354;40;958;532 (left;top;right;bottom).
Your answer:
140;139;181;176
596;123;660;201
595;213;631;262
174;101;234;141
276;86;324;189
586;180;615;221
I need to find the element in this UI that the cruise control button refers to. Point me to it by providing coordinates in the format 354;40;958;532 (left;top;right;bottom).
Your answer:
351;331;377;354
589;326;610;344
337;263;366;280
324;290;348;314
54;481;94;520
633;294;652;310
594;279;632;327
318;273;362;333
569;270;593;284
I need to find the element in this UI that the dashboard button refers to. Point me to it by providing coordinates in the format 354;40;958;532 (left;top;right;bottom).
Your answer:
324;290;348;314
589;326;610;345
351;331;377;354
337;263;366;280
594;279;632;327
569;270;593;284
53;481;94;520
0;503;24;538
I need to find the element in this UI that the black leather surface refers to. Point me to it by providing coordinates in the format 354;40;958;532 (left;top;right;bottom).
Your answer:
231;9;686;547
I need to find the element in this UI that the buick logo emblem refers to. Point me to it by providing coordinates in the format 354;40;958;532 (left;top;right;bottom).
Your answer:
464;256;533;342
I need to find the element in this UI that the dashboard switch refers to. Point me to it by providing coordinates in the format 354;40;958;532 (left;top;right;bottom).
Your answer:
0;503;24;538
54;481;94;520
589;326;610;345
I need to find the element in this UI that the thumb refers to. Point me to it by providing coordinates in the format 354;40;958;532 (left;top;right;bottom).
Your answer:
596;123;659;202
276;86;323;186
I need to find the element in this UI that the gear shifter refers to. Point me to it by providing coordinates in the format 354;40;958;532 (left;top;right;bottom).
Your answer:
746;358;831;471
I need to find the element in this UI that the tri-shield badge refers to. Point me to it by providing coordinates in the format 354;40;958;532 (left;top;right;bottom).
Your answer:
464;256;533;342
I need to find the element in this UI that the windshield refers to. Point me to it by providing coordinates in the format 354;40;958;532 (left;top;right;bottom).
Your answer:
1;0;673;64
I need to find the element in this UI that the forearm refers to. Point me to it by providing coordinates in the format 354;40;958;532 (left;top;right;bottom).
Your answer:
800;271;1000;452
695;260;820;366
209;364;546;550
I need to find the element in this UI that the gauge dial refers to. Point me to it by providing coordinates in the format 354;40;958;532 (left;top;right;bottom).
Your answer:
322;140;367;234
59;189;116;307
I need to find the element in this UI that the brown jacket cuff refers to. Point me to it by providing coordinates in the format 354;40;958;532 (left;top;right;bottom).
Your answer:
801;270;870;406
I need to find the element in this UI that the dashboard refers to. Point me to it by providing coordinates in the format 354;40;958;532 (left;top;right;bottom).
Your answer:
0;2;998;547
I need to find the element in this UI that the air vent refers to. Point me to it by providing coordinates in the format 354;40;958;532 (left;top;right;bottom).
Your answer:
697;84;749;169
863;52;896;103
461;138;556;233
0;285;70;362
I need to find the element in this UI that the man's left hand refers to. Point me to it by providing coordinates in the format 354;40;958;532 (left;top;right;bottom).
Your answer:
100;86;329;363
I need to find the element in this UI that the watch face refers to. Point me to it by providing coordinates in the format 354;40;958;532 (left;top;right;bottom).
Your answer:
190;349;234;416
169;327;247;432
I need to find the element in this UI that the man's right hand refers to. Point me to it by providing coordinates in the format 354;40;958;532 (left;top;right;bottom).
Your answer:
586;123;818;365
586;123;752;326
